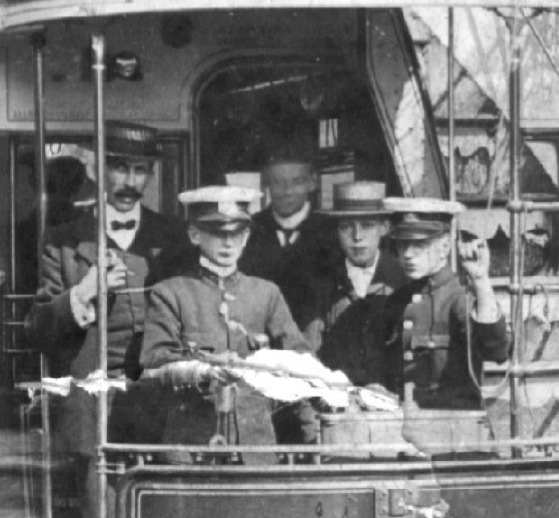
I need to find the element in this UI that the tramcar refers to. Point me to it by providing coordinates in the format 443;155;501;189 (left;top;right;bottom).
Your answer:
1;2;559;518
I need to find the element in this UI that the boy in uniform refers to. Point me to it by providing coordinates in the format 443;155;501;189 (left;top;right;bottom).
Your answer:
383;197;510;458
140;186;312;464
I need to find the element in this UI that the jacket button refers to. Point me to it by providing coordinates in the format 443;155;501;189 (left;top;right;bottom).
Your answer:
412;294;422;304
404;351;414;361
403;320;413;330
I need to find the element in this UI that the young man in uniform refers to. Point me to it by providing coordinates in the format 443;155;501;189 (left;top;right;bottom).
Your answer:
305;181;406;388
383;197;510;458
140;185;312;464
27;121;192;518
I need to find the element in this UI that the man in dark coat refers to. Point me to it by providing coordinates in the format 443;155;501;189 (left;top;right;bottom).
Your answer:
304;181;406;388
26;121;192;518
16;156;91;297
383;197;511;458
240;152;337;329
141;186;312;465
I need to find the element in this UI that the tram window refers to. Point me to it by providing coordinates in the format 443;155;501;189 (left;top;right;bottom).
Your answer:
197;62;399;206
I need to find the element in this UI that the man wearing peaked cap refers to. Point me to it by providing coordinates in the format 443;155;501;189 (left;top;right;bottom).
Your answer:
27;121;192;518
382;197;510;459
141;185;312;464
304;182;406;390
385;197;466;242
179;185;254;227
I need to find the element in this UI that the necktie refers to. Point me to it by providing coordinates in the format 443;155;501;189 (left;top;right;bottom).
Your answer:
280;228;296;245
111;220;136;231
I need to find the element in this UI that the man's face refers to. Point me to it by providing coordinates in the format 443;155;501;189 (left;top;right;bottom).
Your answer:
338;217;388;268
265;162;316;218
106;157;152;213
396;235;450;279
188;224;250;268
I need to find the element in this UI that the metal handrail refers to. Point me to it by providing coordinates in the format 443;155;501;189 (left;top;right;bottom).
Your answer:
101;435;559;454
485;360;559;377
509;200;559;213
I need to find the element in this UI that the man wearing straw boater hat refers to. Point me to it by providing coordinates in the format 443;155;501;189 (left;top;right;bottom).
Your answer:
140;185;312;465
382;197;510;458
304;181;406;389
27;121;193;518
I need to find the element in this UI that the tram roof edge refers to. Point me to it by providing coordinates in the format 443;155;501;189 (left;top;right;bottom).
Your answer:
1;0;558;33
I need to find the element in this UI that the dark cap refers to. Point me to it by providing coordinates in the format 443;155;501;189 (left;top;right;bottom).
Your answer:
384;197;465;240
319;181;390;217
262;142;315;169
105;120;162;160
179;186;261;229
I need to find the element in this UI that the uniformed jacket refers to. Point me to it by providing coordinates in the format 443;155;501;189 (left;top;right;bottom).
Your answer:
384;266;510;410
26;207;192;454
140;267;311;456
240;207;337;328
304;252;406;387
141;266;310;367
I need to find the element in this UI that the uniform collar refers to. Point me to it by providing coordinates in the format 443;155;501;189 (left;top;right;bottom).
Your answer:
199;256;239;283
422;264;454;291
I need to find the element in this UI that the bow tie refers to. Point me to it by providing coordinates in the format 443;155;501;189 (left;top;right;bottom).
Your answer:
110;220;136;231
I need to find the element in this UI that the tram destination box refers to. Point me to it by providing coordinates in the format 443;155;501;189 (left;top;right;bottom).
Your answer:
319;408;493;459
319;409;407;460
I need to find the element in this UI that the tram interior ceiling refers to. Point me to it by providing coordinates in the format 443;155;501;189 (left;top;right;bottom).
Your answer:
198;64;397;195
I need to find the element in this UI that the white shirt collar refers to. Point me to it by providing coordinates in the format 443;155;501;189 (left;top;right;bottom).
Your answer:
272;201;311;230
200;255;237;279
345;254;380;298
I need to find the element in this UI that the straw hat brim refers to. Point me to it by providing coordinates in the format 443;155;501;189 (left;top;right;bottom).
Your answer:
317;209;392;217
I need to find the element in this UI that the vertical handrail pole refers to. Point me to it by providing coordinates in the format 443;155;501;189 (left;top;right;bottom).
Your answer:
9;139;16;294
92;32;108;518
508;11;522;457
448;7;457;271
8;139;17;379
32;31;53;518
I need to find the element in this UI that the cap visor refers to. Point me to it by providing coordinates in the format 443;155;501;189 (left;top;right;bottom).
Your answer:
389;227;447;241
194;220;251;233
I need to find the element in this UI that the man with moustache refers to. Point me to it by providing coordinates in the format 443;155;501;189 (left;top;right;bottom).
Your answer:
304;182;406;388
27;121;192;518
